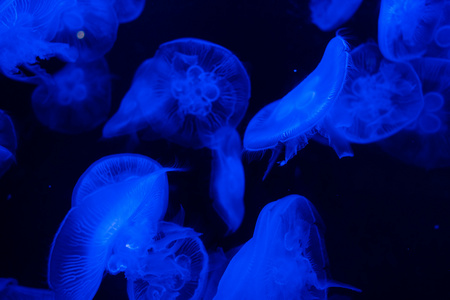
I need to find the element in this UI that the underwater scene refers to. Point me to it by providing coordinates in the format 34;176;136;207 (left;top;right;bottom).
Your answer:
0;0;449;299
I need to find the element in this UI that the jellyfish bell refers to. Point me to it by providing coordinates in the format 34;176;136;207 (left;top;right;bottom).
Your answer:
113;0;146;23
310;0;363;32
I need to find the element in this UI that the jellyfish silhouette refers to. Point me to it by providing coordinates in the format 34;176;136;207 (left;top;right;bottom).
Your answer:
378;0;445;61
310;0;362;31
0;110;17;178
103;37;250;149
214;195;361;300
244;35;351;178
113;0;146;23
0;0;78;82
0;278;55;299
48;154;173;299
325;42;423;152
209;126;245;234
379;57;450;169
31;58;111;134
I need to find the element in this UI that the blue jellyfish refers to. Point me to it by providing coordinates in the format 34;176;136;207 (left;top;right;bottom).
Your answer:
31;58;111;134
48;154;173;299
0;110;17;178
0;0;78;82
379;57;450;169
0;278;55;299
325;42;424;151
309;0;363;32
113;0;146;23
378;0;445;61
103;37;250;149
244;35;351;178
214;195;360;300
209;126;245;234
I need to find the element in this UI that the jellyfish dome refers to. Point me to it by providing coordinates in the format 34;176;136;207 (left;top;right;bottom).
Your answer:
48;154;172;299
214;195;360;299
31;58;111;134
103;37;250;149
0;110;17;178
243;35;351;177
310;0;363;32
113;0;146;23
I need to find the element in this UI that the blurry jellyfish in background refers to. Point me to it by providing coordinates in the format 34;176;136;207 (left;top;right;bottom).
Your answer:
48;154;172;299
124;222;209;300
309;0;363;31
378;0;445;62
244;35;351;179
0;278;55;299
214;195;361;300
103;37;250;150
31;58;111;134
0;110;17;178
209;126;245;234
0;0;78;82
325;42;423;154
113;0;146;23
379;57;450;169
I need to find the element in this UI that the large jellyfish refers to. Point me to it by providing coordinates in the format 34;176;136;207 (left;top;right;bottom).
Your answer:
0;110;17;178
31;58;111;134
209;126;245;234
309;0;363;32
379;57;450;169
325;42;423;153
48;154;173;299
103;37;250;150
243;35;351;178
0;278;55;299
0;0;78;82
214;195;360;300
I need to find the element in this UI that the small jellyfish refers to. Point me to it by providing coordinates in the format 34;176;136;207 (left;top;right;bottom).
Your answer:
378;0;445;61
0;110;17;178
0;278;55;299
310;0;363;32
209;126;245;234
48;154;173;299
379;57;450;169
103;37;250;150
31;58;111;134
244;35;351;178
326;42;424;151
214;195;360;300
113;0;146;23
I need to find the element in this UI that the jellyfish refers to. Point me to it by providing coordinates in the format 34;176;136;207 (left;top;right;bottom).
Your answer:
48;154;173;299
209;126;245;234
0;0;78;82
243;35;351;178
103;37;250;150
378;0;445;61
325;42;424;151
113;0;146;23
0;110;17;178
31;58;111;134
214;195;360;299
379;57;450;169
309;0;363;32
0;278;55;299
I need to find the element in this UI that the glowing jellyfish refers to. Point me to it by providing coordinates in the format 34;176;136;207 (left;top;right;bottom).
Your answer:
103;37;250;149
326;42;423;152
0;110;17;178
310;0;363;32
378;0;445;61
243;35;351;178
209;127;245;234
0;0;78;82
113;0;146;23
48;154;172;299
0;278;55;299
214;195;360;300
379;57;450;169
31;58;111;134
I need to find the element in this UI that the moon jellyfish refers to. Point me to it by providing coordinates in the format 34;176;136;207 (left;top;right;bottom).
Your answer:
48;154;172;299
0;0;77;81
209;127;245;234
310;0;363;31
379;57;450;169
0;278;55;299
103;37;250;150
326;42;423;151
378;0;445;61
113;0;146;23
214;195;360;300
0;110;17;178
31;58;111;134
244;35;351;178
